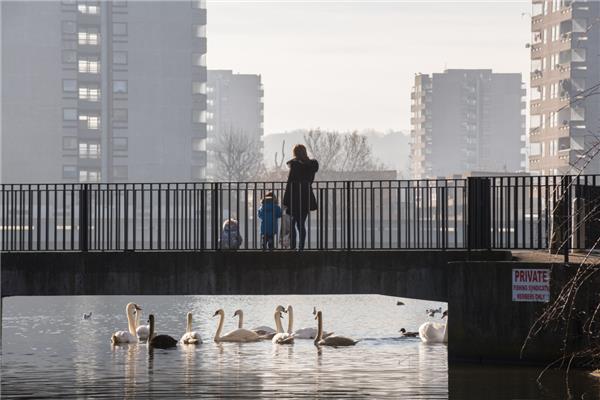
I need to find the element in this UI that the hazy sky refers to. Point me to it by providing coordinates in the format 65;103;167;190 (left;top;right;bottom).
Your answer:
207;1;531;134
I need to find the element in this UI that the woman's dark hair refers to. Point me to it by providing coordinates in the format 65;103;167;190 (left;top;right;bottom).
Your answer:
292;144;309;162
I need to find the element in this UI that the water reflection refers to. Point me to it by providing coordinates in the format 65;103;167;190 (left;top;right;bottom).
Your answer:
2;295;599;399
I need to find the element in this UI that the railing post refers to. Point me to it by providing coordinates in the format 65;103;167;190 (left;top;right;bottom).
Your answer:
346;181;352;250
467;177;491;250
79;184;89;252
212;183;220;250
563;176;570;264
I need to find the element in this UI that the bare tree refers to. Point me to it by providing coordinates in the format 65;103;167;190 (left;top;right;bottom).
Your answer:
303;129;382;172
304;129;343;171
213;129;265;181
522;85;600;382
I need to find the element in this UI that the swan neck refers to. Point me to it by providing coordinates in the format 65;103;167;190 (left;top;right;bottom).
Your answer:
214;313;224;342
316;313;323;342
148;317;155;340
187;313;192;333
274;311;283;333
287;307;294;334
238;311;243;329
127;307;137;336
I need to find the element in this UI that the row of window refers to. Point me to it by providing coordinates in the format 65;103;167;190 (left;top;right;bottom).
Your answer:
63;50;127;65
532;0;571;17
63;137;128;151
63;81;126;98
63;109;128;124
63;24;127;39
63;165;206;181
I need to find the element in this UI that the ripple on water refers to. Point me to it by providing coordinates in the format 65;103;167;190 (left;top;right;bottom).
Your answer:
2;295;598;399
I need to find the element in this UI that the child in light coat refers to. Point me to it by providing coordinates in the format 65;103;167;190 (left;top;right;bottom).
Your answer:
220;218;243;250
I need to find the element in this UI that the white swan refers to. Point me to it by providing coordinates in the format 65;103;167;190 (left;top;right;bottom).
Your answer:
314;310;357;347
180;312;202;345
233;308;278;339
272;306;294;345
419;310;448;344
111;303;141;344
135;309;150;342
213;309;261;343
287;305;333;340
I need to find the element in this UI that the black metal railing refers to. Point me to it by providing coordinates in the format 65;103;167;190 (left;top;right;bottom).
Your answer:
0;175;598;252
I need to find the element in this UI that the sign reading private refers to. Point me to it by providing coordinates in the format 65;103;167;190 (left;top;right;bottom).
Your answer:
512;268;550;302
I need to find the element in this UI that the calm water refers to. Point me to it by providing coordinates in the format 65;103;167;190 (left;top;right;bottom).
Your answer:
1;295;598;399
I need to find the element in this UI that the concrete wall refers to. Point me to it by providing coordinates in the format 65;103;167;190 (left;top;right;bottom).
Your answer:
448;261;599;365
1;250;510;300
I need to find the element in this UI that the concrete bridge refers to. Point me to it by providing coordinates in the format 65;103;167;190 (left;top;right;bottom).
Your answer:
3;248;596;367
1;250;509;300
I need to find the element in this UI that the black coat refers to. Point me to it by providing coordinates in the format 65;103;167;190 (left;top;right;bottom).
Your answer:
282;159;319;218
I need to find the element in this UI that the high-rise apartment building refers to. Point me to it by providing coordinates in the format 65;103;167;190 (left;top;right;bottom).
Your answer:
1;0;207;183
410;69;526;179
529;0;600;175
206;70;264;179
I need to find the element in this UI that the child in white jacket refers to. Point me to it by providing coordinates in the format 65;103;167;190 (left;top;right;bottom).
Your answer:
219;218;243;250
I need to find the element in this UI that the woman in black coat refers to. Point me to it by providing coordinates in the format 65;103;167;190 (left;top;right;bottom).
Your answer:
282;144;319;250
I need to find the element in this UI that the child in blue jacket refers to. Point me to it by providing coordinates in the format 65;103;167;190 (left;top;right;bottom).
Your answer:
258;192;282;250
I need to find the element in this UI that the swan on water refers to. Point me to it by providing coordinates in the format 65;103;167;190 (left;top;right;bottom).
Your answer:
418;310;448;344
147;314;178;349
399;328;419;338
287;305;333;340
135;309;150;342
272;306;294;345
233;309;277;339
213;309;261;343
180;312;203;345
111;303;141;344
313;310;357;347
83;312;92;320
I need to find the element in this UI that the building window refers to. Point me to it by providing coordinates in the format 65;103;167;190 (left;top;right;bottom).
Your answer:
113;109;128;122
113;166;128;179
63;79;77;92
63;165;78;179
192;109;206;124
192;81;206;94
62;50;77;64
113;51;128;65
79;86;101;101
79;114;100;130
79;169;101;183
78;31;99;45
112;137;128;151
192;24;206;38
192;138;206;152
192;53;206;67
62;21;76;34
78;59;100;74
113;81;128;94
63;137;78;150
63;108;77;121
79;142;101;159
113;23;127;36
78;3;99;14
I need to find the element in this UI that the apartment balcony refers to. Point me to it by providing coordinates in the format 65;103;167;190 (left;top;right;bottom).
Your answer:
193;37;207;55
78;98;102;112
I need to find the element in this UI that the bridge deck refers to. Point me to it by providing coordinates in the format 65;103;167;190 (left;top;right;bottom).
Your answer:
1;250;511;301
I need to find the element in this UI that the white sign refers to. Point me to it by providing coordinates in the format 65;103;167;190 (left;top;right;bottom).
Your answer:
512;268;550;302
